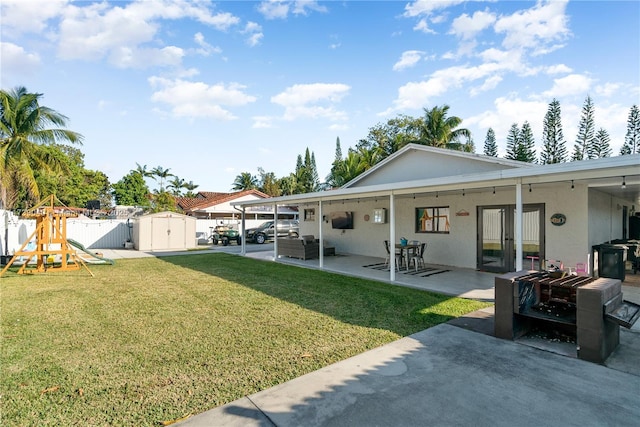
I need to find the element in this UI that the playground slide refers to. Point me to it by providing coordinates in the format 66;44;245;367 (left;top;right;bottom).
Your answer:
67;239;115;265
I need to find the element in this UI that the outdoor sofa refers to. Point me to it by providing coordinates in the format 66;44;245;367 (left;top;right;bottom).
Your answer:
277;235;320;260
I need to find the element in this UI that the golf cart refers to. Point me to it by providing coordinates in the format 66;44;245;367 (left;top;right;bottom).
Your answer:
210;225;242;246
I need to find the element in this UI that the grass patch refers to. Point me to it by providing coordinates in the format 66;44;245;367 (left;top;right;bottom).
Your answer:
1;253;490;426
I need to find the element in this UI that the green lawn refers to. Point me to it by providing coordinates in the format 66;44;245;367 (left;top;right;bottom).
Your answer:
1;253;491;426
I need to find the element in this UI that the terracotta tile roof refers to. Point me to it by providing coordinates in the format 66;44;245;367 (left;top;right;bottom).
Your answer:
177;189;271;213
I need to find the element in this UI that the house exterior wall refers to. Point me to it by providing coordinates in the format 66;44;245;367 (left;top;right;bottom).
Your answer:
298;182;598;271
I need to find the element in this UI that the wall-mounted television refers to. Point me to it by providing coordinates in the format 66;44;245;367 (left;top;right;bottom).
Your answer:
331;211;354;229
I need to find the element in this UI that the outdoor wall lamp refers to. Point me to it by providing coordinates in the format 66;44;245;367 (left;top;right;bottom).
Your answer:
622;176;626;189
571;180;575;190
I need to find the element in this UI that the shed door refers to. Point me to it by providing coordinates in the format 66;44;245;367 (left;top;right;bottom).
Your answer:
151;217;184;250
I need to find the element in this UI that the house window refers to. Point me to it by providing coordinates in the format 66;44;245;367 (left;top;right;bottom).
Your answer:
416;207;450;233
304;208;316;221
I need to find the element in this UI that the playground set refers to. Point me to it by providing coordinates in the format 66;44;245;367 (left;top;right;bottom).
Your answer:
0;195;113;278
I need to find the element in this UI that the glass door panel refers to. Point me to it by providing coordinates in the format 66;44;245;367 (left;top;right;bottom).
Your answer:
480;207;507;271
478;204;544;273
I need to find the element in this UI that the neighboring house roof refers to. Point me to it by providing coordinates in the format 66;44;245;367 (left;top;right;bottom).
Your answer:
344;144;532;188
177;189;270;214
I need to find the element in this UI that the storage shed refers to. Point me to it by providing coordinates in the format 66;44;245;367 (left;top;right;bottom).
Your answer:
132;211;197;251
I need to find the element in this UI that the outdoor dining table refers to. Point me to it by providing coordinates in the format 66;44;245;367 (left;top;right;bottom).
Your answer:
395;243;419;270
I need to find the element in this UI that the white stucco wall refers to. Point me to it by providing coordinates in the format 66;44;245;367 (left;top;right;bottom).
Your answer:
298;181;614;271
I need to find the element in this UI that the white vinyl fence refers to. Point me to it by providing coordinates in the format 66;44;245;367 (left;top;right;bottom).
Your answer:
1;210;131;254
1;210;272;255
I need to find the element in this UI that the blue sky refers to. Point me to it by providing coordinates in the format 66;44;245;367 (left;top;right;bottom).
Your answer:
2;0;639;193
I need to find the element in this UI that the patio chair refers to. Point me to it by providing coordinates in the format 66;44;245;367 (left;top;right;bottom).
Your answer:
409;242;427;272
384;240;402;271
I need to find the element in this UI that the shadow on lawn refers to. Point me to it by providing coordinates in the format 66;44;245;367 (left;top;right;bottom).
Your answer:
156;252;465;337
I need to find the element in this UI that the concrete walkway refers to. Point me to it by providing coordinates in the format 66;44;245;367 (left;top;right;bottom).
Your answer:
178;321;640;427
96;246;640;426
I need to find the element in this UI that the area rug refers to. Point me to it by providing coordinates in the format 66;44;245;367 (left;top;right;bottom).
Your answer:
363;263;451;278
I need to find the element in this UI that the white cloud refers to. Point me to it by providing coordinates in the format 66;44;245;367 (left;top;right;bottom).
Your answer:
404;0;464;33
193;32;222;56
494;0;571;53
271;83;350;121
54;0;239;68
470;75;503;96
393;50;425;71
258;1;290;19
148;77;257;120
388;58;519;111
403;0;465;18
0;0;67;36
542;74;593;98
242;22;264;47
449;9;496;40
272;83;350;107
595;82;621;98
291;1;328;16
252;116;276;128
110;46;185;69
258;0;327;20
545;64;572;75
0;42;41;80
465;96;549;152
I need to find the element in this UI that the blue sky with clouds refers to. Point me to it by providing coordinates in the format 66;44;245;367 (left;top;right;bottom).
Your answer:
2;0;639;193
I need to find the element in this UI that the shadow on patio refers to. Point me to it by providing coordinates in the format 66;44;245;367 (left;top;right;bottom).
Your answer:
247;249;498;302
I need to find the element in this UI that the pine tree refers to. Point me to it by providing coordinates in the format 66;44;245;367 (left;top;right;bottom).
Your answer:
504;123;520;161
310;151;319;190
483;128;498;157
572;95;595;161
519;121;537;163
540;98;567;164
620;105;640;155
589;128;612;158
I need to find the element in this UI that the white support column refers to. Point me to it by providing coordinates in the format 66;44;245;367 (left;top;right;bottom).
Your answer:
241;207;246;256
318;201;324;269
389;192;396;281
273;203;278;259
515;180;523;271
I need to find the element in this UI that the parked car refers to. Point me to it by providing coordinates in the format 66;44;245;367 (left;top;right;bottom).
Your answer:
245;220;299;244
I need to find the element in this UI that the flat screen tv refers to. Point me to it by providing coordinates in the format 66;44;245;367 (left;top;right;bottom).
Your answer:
331;211;353;229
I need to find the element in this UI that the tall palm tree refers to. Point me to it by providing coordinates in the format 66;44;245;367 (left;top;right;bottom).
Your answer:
183;180;199;197
0;86;83;209
132;162;152;178
410;105;470;150
167;176;186;196
232;172;258;191
150;165;173;192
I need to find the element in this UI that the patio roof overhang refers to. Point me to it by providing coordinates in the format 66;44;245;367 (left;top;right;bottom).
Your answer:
232;154;640;208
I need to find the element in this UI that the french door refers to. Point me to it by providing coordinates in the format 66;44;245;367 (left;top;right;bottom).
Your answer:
477;204;545;273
